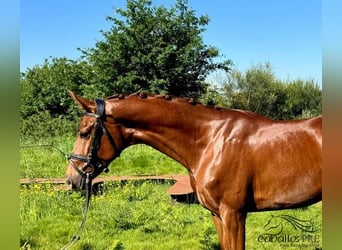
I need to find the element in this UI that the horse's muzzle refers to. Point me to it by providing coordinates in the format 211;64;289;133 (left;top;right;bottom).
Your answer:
65;176;86;191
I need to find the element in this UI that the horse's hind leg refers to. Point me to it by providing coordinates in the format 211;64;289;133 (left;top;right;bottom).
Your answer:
219;209;246;250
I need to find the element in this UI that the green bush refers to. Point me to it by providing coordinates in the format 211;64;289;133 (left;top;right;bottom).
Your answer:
20;111;78;139
221;63;322;120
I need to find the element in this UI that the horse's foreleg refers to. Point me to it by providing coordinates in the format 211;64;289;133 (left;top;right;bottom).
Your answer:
220;209;246;250
212;214;223;245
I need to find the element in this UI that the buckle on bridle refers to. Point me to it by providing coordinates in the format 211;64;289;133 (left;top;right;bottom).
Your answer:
82;164;95;174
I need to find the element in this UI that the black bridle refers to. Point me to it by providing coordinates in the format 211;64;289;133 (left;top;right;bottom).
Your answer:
62;99;118;249
68;99;118;187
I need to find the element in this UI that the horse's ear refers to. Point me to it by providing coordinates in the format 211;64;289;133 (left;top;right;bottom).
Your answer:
68;90;95;112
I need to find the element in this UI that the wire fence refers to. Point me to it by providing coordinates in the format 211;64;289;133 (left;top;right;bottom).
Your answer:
20;144;68;160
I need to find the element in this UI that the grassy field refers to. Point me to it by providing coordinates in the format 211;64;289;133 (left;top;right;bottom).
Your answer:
20;136;186;178
20;137;322;249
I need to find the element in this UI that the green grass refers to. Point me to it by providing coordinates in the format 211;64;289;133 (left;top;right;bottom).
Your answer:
20;136;74;178
110;144;186;176
20;136;186;178
20;136;322;249
20;181;219;250
20;181;322;250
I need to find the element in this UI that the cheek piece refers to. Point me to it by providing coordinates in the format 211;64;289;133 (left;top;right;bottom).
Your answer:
68;99;118;188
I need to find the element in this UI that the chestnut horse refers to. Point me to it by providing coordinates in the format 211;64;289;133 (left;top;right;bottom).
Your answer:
65;91;322;250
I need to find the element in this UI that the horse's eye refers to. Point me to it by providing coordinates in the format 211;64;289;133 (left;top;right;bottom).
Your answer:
79;131;90;139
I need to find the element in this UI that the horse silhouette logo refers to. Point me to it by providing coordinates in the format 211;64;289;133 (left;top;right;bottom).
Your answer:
257;214;321;247
262;214;318;236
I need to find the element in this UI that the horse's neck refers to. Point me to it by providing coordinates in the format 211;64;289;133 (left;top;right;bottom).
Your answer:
108;97;213;171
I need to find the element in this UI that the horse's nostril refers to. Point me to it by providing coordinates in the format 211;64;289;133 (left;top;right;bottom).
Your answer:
65;178;73;188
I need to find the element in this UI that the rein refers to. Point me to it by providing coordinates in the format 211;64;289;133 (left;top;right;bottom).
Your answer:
62;98;117;249
60;173;91;250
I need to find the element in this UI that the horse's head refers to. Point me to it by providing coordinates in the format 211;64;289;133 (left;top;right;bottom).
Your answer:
65;91;131;190
263;215;282;232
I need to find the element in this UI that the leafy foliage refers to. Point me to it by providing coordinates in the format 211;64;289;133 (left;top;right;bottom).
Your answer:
19;2;321;139
220;63;322;120
20;0;232;138
82;0;232;98
20;58;93;119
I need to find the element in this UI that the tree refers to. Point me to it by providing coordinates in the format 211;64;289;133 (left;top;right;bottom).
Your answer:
82;0;232;98
222;63;281;117
282;79;322;119
221;63;322;120
20;57;93;119
20;0;233;137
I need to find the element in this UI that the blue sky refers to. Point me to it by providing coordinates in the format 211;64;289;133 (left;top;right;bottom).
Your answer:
20;0;321;85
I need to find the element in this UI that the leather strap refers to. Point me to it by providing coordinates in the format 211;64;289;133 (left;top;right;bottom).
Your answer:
95;99;105;117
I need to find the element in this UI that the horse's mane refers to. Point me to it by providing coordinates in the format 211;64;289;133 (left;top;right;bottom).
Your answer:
105;91;272;121
106;91;226;111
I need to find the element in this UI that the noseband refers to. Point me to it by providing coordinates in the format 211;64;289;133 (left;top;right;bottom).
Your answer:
68;99;117;186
